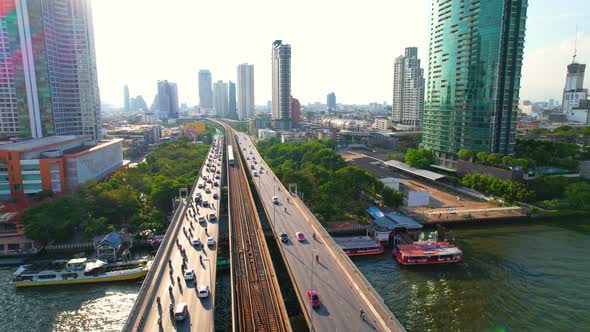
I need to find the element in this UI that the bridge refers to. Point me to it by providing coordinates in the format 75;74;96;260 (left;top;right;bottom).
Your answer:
124;133;224;331
234;130;405;332
125;123;405;331
226;126;291;331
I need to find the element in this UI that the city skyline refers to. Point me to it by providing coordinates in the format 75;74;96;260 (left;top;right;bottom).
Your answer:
91;0;590;108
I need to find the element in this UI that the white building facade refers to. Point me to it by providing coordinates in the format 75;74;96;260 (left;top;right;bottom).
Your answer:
237;63;255;121
392;47;424;129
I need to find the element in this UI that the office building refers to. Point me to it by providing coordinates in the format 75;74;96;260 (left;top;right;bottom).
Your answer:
0;136;123;198
291;97;301;124
228;81;237;117
237;63;255;120
0;0;101;140
213;81;228;116
133;95;149;112
327;92;336;111
124;85;130;112
392;47;424;129
198;70;214;109
272;40;292;130
422;0;528;166
157;80;179;120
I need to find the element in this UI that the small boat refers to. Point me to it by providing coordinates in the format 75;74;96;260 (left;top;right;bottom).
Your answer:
392;241;462;265
334;236;384;256
13;258;150;287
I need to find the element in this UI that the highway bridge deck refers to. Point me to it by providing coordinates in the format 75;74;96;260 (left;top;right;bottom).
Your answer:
235;131;405;332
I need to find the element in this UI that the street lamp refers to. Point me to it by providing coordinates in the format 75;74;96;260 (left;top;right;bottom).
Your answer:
310;249;317;332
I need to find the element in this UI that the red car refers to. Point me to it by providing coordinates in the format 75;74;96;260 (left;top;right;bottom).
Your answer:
306;290;320;308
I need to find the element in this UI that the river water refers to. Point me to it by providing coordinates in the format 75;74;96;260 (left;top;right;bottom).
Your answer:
1;218;588;331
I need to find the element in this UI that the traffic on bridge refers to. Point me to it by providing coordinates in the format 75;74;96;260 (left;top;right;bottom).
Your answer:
125;133;224;332
235;131;405;332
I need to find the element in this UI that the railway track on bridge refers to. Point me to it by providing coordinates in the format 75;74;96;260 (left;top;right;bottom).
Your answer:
226;127;291;332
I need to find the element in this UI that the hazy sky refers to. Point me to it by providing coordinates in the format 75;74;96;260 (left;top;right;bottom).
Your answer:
92;0;590;107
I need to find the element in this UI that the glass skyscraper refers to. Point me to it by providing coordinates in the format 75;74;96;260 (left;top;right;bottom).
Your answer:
422;0;528;165
0;0;101;140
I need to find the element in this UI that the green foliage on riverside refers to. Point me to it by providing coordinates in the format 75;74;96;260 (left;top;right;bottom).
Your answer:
257;139;388;222
21;138;211;244
460;173;533;204
528;175;590;212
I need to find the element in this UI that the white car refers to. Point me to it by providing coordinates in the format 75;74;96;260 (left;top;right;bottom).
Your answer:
206;236;215;246
272;196;279;204
183;269;195;280
197;285;210;298
174;303;188;321
191;238;201;246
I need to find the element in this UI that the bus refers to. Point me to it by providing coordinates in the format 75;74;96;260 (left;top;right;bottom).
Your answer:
228;145;235;166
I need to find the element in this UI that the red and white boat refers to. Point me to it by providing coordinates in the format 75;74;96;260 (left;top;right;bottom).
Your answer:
392;241;462;265
334;236;384;256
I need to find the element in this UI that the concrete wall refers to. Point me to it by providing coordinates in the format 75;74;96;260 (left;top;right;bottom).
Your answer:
456;160;524;181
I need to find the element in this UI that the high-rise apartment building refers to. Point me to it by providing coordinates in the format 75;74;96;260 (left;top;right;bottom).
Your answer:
561;61;587;116
157;80;179;120
228;81;237;117
422;0;528;165
272;40;292;130
327;92;336;111
213;81;228;116
198;70;214;109
124;85;130;112
0;0;101;140
392;47;424;129
237;63;255;120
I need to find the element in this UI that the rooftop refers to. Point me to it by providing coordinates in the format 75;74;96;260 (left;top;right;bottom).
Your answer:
0;136;84;152
384;159;446;181
333;236;382;250
373;212;423;230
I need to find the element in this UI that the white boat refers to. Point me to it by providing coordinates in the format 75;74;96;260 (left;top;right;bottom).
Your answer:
13;258;150;287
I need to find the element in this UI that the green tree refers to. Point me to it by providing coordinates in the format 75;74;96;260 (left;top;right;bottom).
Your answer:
487;153;502;165
382;187;404;208
405;148;434;169
476;152;488;164
457;149;474;161
564;182;590;210
501;156;514;167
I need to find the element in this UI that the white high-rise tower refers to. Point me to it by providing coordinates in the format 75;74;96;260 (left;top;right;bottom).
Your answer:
237;63;255;120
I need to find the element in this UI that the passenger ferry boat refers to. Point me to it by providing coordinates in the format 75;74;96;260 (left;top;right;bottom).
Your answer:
13;258;150;287
334;236;384;256
392;241;462;265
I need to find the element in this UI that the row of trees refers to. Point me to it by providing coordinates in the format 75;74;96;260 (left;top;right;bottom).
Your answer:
457;149;529;170
257;139;400;222
460;173;534;204
21;136;213;244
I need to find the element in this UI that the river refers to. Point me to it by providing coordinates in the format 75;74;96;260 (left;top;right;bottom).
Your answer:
1;218;588;331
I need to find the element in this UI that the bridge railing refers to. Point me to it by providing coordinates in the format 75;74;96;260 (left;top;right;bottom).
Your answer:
123;200;187;331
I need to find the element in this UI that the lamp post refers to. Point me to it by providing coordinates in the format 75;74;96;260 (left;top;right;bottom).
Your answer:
310;249;317;332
